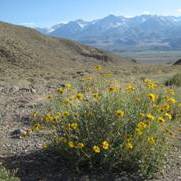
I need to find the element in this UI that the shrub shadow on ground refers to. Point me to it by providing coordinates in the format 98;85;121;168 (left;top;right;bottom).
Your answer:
1;150;144;181
2;150;74;181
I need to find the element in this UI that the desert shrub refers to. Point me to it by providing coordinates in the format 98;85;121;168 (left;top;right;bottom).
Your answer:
165;73;181;87
31;66;180;177
0;166;19;181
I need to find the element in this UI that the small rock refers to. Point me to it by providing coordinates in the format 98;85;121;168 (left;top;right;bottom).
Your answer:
59;84;66;88
9;86;19;93
0;87;4;92
10;128;27;138
31;88;36;94
76;71;85;76
19;88;31;92
21;115;30;124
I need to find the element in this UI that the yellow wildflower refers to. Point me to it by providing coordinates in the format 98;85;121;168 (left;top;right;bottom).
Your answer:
125;142;133;150
57;87;64;94
143;79;152;84
55;112;62;117
93;145;101;153
158;116;165;123
102;141;110;150
68;141;75;148
147;93;157;102
76;143;85;149
126;83;135;93
164;113;172;120
137;121;147;129
166;97;176;104
108;86;119;93
146;113;155;121
115;110;125;118
148;83;157;89
135;128;143;136
95;65;102;71
135;121;147;136
44;113;54;122
32;123;42;131
65;83;72;89
144;79;158;89
165;88;175;96
63;111;70;117
70;123;78;130
76;93;84;100
147;136;156;145
160;104;170;112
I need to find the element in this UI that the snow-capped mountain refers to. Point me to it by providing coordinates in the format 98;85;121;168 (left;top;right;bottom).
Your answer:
36;15;181;51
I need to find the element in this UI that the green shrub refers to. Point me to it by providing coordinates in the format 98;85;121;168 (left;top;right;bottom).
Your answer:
31;68;180;177
165;73;181;87
0;166;19;181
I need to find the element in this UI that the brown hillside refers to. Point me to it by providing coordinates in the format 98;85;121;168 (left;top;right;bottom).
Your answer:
174;59;181;65
0;22;132;70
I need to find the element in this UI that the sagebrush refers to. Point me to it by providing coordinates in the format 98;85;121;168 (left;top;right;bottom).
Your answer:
30;66;180;177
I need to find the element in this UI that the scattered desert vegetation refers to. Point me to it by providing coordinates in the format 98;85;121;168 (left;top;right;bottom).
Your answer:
165;73;181;87
25;65;181;178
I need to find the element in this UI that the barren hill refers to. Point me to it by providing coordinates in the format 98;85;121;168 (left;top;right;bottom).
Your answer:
0;21;134;115
174;59;181;65
0;22;131;71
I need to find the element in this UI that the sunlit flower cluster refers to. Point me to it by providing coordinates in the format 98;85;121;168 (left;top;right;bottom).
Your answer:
29;65;180;176
143;79;158;89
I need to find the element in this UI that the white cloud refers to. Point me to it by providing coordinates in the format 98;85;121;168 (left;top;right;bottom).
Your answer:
176;8;181;13
142;11;151;15
19;22;37;28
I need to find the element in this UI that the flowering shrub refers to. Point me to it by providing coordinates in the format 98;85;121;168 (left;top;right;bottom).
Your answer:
31;66;180;176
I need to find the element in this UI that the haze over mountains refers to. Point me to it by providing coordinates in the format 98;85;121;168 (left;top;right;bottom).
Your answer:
37;15;181;52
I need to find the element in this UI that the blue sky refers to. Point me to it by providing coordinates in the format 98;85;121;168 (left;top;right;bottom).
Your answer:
1;0;181;27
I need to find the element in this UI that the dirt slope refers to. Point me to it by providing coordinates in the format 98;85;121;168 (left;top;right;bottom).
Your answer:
0;21;131;70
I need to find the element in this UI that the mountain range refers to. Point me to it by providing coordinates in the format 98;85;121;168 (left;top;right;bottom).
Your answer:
36;15;181;52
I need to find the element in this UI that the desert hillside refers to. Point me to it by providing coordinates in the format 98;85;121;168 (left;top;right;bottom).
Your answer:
0;22;180;181
0;22;131;69
0;22;135;92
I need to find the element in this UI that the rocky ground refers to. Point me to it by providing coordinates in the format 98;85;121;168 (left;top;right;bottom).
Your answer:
0;69;180;181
